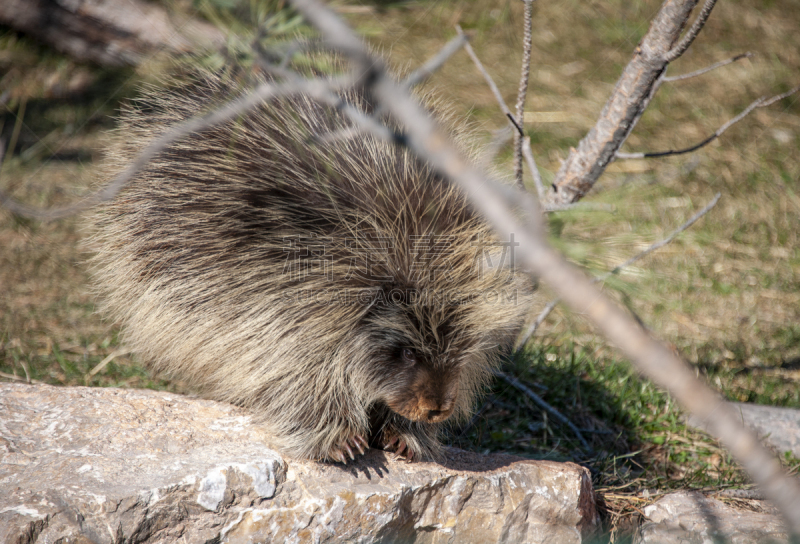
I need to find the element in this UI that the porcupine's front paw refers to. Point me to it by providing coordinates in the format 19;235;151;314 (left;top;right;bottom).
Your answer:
378;422;440;462
382;434;415;461
327;434;369;464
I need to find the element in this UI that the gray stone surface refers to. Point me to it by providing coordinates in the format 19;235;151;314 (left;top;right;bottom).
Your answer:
0;383;599;543
733;402;800;458
635;491;787;544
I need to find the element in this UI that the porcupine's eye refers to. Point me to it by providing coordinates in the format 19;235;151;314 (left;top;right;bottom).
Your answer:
401;348;417;365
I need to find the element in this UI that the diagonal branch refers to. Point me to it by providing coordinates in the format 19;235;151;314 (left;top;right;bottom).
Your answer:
0;81;313;219
496;370;594;454
0;75;371;221
403;33;468;88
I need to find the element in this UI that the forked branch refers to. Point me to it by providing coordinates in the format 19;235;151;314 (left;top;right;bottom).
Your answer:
550;0;711;204
616;85;800;159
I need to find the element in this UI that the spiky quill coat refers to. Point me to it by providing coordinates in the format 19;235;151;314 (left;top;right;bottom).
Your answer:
89;73;534;462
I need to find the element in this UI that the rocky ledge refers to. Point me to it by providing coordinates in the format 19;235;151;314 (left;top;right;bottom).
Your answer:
0;383;599;543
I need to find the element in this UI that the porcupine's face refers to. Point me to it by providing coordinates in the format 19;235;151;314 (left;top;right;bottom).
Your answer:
383;345;460;424
369;307;464;425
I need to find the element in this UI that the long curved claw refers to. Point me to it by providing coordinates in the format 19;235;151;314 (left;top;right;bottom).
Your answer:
381;434;415;461
329;434;369;464
330;449;346;464
352;435;366;454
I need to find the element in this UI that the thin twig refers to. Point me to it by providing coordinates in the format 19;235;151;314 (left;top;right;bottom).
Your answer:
506;112;524;135
602;192;721;277
665;0;718;62
0;371;44;385
759;84;800;107
542;202;616;213
1;82;283;219
513;0;535;189
456;24;545;198
496;370;594;454
616;85;800;159
307;34;469;144
522;137;546;199
663;52;752;82
86;350;129;383
403;33;468;88
515;298;559;351
456;25;512;118
515;193;721;349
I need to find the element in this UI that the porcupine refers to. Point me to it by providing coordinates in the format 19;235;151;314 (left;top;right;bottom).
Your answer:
88;68;535;463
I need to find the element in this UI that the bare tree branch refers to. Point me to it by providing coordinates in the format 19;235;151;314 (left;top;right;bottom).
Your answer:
515;298;559;351
513;0;535;189
550;0;704;204
0;82;278;219
456;25;511;118
523;136;546;199
479;126;514;169
604;192;721;275
760;84;800;107
496;370;594;454
663;51;752;82
516;193;721;348
456;24;545;199
616;85;800;159
285;2;800;529
403;33;468;88
665;0;718;62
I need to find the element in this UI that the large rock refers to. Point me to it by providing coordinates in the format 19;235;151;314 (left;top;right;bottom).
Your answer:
0;383;599;543
733;402;800;458
635;491;787;544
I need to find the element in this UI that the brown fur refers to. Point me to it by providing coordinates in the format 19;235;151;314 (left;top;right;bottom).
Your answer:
88;71;534;462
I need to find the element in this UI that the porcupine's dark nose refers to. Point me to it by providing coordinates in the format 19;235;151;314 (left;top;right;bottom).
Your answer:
426;409;444;420
423;401;454;422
